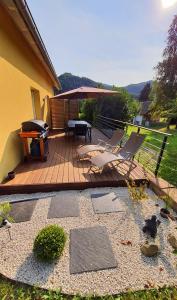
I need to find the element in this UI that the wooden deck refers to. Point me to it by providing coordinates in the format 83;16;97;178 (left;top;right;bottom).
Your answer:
1;128;147;194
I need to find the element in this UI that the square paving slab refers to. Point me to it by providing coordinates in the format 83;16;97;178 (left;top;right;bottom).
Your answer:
48;194;79;219
91;192;125;214
10;199;37;223
70;225;117;274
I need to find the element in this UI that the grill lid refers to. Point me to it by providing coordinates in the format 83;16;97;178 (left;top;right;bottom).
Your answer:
22;119;49;132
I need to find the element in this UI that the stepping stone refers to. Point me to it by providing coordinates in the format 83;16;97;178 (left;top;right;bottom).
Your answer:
91;192;125;214
48;194;79;219
70;225;117;274
10;199;37;223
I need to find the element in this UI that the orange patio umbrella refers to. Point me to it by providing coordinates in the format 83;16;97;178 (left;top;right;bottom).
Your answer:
50;86;118;100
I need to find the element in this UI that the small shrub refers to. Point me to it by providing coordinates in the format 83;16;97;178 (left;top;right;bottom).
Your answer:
127;180;148;201
33;225;66;262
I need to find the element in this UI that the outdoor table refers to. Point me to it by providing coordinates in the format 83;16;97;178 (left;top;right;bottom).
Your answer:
67;120;92;141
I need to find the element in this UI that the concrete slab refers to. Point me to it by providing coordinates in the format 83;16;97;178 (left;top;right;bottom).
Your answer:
70;225;117;274
48;194;79;218
91;192;125;214
10;199;37;223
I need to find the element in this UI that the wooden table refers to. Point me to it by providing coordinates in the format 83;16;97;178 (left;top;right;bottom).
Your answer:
67;120;92;141
19;131;46;161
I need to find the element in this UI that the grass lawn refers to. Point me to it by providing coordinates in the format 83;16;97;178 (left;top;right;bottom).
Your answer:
1;275;177;300
127;125;177;187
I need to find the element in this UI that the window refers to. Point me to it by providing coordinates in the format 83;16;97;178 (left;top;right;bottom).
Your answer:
31;89;41;120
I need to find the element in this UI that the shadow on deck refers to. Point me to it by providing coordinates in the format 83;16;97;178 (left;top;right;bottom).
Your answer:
0;128;147;194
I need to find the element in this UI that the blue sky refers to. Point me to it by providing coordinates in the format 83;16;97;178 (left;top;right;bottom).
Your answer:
27;0;177;86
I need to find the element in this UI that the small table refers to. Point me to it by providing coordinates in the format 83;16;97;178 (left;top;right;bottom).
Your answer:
67;120;92;141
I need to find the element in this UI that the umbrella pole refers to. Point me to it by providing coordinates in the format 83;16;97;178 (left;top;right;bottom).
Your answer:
68;99;70;120
64;100;67;128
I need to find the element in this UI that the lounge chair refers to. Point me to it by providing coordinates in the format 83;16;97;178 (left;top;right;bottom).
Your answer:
77;128;124;158
88;132;146;173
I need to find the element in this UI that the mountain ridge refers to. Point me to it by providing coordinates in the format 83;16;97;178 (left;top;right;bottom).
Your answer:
58;73;152;97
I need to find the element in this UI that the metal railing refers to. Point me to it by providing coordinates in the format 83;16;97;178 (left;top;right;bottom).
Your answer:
94;115;176;184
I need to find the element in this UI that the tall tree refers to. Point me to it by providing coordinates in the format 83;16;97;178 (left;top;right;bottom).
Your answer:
80;86;139;122
139;83;151;102
97;82;104;88
155;15;177;99
151;15;177;128
149;81;167;117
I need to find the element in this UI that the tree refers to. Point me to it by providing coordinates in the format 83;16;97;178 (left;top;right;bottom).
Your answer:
95;94;129;121
150;81;177;128
139;83;151;102
149;81;167;118
80;99;96;122
113;87;140;120
151;15;177;128
80;86;139;122
97;82;104;88
155;15;177;99
161;99;177;129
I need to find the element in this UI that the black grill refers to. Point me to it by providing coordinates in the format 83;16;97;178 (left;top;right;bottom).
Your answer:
21;119;49;159
22;119;49;135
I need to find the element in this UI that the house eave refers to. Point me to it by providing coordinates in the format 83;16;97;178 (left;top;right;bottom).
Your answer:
1;0;60;89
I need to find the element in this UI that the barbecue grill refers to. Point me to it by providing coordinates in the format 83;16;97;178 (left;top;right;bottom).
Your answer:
20;119;49;161
22;119;49;138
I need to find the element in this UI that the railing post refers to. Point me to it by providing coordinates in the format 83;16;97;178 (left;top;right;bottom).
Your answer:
137;127;140;134
132;127;141;160
155;136;168;176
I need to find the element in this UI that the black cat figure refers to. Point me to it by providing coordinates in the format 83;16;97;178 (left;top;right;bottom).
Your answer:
0;218;12;228
143;215;161;238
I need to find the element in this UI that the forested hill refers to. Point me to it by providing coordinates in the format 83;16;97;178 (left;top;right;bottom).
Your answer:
58;73;112;92
58;73;152;97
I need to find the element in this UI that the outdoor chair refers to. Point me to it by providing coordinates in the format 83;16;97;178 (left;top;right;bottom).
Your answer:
88;132;146;174
74;124;88;142
64;120;72;136
65;126;74;136
77;128;125;159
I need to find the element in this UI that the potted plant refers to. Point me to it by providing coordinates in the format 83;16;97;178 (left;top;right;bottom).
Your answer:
160;193;176;220
7;171;15;180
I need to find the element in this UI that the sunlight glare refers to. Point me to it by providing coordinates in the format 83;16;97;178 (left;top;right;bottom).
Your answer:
162;0;177;8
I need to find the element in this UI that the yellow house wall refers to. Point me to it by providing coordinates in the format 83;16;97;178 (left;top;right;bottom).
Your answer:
0;6;57;183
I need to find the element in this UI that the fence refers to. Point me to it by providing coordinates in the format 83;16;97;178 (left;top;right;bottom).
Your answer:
95;115;177;186
50;99;79;129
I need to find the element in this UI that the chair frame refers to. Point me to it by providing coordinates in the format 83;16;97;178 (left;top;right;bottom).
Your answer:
77;128;125;158
88;132;146;175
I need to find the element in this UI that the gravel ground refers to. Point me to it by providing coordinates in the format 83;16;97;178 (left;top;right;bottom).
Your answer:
0;187;177;296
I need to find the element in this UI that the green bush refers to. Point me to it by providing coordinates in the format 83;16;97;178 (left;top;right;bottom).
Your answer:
33;225;66;262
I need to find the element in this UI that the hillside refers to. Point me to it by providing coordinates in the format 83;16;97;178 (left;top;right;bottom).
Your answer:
58;73;152;97
58;73;112;92
59;73;98;92
125;81;152;98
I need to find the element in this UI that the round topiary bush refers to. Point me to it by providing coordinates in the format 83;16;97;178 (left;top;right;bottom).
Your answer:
33;225;66;262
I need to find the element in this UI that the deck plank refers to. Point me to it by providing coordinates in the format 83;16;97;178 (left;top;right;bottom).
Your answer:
3;128;147;191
